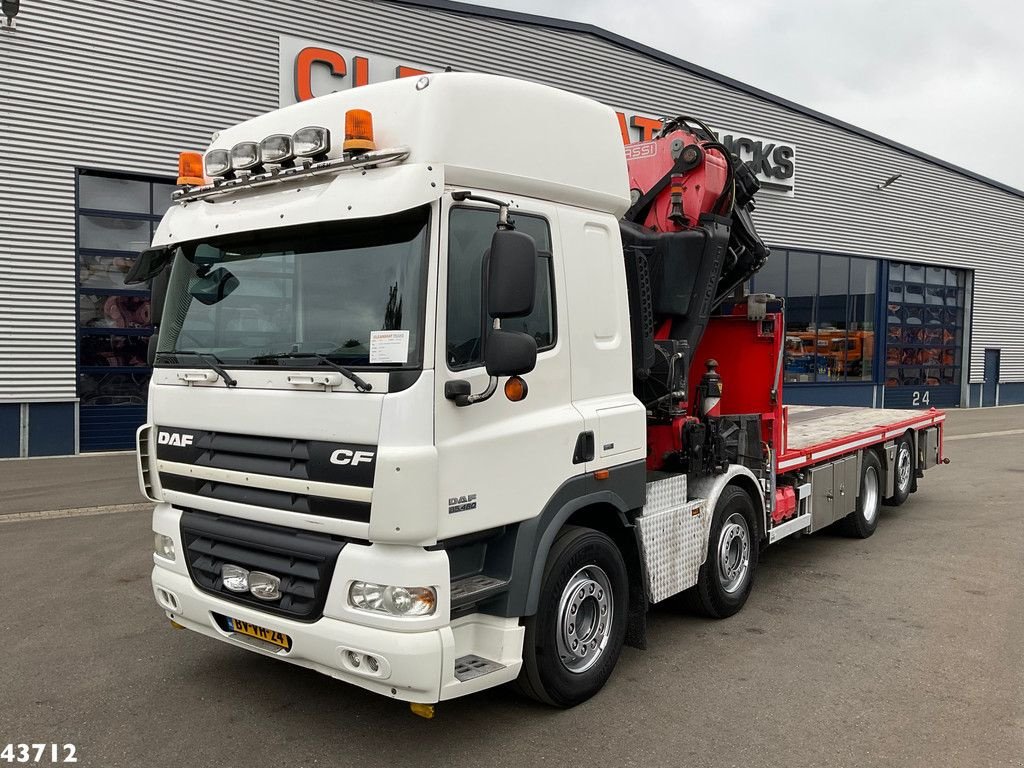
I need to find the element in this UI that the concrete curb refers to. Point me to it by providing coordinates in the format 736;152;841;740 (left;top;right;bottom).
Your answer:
0;502;150;524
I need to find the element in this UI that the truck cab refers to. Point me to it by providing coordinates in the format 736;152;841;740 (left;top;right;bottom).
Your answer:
140;73;647;707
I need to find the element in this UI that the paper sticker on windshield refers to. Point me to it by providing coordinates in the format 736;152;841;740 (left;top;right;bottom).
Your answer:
369;330;410;364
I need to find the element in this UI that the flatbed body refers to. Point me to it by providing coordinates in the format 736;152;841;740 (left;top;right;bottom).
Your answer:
779;405;947;471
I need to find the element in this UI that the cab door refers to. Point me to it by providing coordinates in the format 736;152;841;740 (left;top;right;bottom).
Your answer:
434;195;582;540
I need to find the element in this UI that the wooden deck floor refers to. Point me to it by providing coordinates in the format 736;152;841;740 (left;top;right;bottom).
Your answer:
785;405;928;452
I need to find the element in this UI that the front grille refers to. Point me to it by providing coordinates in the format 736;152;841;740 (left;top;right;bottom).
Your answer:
180;509;346;621
155;427;376;523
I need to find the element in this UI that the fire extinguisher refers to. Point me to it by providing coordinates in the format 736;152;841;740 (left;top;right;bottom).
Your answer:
698;359;722;419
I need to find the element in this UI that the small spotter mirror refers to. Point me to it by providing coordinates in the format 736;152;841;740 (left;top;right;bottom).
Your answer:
190;267;239;306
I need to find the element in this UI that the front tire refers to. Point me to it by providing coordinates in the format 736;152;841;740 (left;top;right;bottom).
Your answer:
883;435;914;506
690;486;759;619
516;526;628;707
839;450;882;538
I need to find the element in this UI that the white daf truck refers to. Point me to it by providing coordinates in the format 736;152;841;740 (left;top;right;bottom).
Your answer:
133;73;946;714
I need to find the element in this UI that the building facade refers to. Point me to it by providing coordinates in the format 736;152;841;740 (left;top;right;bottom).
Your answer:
2;0;1022;456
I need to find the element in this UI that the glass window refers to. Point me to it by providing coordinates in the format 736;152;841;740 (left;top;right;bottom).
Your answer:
80;253;139;289
752;249;786;297
79;372;150;406
152;183;178;216
80;333;150;367
848;257;877;382
783;251;818;383
816;254;849;382
446;208;555;369
80;175;150;214
79;215;151;252
884;260;967;389
156;207;431;367
80;294;151;328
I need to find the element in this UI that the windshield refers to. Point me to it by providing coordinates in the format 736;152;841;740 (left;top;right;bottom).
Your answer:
156;206;430;368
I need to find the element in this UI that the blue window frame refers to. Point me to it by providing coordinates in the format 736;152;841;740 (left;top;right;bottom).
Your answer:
76;169;175;451
751;248;880;385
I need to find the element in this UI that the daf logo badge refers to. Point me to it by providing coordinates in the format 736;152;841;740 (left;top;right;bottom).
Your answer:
329;449;375;466
157;431;194;447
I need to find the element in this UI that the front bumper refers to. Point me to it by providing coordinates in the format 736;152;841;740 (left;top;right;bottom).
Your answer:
151;504;524;703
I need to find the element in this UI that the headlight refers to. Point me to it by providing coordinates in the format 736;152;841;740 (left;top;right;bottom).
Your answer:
153;533;175;561
230;141;261;171
293;126;330;158
205;148;231;177
221;564;249;593
349;581;436;617
259;134;294;164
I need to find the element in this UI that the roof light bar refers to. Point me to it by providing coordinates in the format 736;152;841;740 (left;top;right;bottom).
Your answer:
172;146;411;203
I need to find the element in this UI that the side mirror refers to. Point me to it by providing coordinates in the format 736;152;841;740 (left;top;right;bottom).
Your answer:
487;229;536;319
124;246;173;285
485;329;537;377
190;267;239;306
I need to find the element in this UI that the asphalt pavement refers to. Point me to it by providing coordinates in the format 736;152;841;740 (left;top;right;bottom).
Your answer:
0;452;142;516
1;406;1022;768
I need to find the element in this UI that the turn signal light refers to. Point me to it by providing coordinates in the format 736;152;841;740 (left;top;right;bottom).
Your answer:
504;375;528;402
177;151;206;186
344;109;375;153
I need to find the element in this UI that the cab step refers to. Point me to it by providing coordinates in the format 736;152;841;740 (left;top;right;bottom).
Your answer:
450;574;509;608
454;654;506;682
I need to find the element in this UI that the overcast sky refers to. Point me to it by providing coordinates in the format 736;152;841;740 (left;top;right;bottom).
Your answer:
474;0;1024;190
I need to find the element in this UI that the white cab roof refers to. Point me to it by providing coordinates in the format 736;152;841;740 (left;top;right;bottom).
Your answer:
207;72;631;216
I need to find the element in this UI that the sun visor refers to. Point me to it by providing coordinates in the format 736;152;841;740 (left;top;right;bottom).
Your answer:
152;162;442;248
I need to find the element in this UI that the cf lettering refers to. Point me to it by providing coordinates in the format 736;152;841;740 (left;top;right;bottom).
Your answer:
329;449;375;466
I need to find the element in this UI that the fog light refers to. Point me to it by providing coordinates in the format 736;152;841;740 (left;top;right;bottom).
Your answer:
222;564;249;593
205;148;231;177
230;141;260;171
248;571;282;601
259;134;294;164
293;126;330;158
153;533;175;561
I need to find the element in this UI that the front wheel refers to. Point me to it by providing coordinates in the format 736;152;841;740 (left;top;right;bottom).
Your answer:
516;526;628;707
689;485;759;619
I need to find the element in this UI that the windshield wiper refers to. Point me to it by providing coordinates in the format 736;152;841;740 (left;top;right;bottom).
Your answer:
250;352;373;392
159;350;237;388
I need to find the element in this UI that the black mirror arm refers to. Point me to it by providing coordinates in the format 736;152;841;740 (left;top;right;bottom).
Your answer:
450;190;514;230
444;376;498;407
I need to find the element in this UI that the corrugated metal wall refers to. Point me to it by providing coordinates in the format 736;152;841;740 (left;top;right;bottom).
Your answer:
2;0;1022;405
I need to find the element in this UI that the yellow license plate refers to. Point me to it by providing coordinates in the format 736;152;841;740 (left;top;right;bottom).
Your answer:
229;618;292;650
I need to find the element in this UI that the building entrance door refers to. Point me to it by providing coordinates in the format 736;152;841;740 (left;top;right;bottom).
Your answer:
983;348;1000;407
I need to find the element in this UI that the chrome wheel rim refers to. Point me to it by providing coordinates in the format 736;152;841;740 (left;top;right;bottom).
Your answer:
896;444;912;490
556;565;614;674
717;512;751;594
863;465;880;523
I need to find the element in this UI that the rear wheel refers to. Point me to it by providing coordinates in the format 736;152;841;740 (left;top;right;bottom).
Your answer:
516;526;628;707
883;435;914;506
690;485;759;619
839;450;882;538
